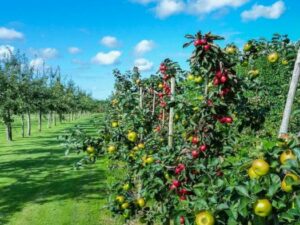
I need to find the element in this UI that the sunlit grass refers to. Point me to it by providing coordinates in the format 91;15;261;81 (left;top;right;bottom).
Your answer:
0;114;122;225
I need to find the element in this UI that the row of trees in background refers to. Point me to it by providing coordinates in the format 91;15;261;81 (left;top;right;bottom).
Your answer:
0;49;100;142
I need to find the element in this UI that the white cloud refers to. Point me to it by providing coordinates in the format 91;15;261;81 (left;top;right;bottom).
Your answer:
134;40;155;55
40;48;59;59
91;51;121;65
0;27;24;40
187;0;249;14
155;0;185;18
30;58;44;69
0;45;14;59
241;1;286;21
100;36;118;48
68;47;81;54
134;58;153;71
131;0;249;18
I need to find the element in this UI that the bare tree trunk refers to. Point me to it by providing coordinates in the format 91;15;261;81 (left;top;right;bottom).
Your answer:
5;110;12;141
279;49;300;136
27;110;31;136
21;113;25;137
48;112;52;128
5;123;12;142
38;110;42;132
53;112;57;126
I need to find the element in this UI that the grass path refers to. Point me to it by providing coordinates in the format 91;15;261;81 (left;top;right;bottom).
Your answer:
0;115;120;225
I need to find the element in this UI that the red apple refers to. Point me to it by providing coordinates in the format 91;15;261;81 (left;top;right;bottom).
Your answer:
194;39;202;46
178;163;185;170
215;71;223;78
207;99;213;107
160;64;167;72
192;150;199;158
170;184;177;190
179;195;187;201
192;136;199;144
213;77;220;86
220;75;228;83
225;117;233;123
204;44;211;51
200;39;207;45
175;167;182;175
172;180;181;188
180;216;185;224
179;188;188;195
160;101;167;108
199;145;207;152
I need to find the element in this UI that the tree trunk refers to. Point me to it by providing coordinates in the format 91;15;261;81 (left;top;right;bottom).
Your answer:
5;110;12;141
27;110;31;136
59;113;62;123
38;110;42;132
5;123;12;142
48;112;52;128
21;113;25;138
53;112;57;126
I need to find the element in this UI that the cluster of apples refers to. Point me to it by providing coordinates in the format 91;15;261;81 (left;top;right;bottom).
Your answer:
190;136;208;159
194;37;211;51
157;63;172;109
279;149;299;192
247;142;299;218
115;188;146;218
213;70;229;86
247;159;273;216
128;142;145;159
215;115;233;124
86;145;96;157
243;42;288;65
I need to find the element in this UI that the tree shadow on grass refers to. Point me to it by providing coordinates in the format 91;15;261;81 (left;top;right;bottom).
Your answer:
0;157;108;224
0;116;110;224
0;145;109;224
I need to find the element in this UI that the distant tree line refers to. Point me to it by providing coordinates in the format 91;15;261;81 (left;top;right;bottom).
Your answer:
0;48;100;141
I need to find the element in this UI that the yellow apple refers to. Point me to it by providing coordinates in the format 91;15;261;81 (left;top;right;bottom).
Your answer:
253;199;272;217
252;159;270;176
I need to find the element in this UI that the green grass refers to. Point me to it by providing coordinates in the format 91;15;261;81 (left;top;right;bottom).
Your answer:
0;114;122;225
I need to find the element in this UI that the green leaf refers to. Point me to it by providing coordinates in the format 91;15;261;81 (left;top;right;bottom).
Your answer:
292;147;300;161
216;203;229;211
239;197;250;218
266;174;281;197
235;185;249;197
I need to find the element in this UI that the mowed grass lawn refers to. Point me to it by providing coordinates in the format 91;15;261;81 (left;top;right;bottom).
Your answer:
0;114;122;225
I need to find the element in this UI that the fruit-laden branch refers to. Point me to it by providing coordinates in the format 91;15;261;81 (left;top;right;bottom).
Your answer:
279;48;300;136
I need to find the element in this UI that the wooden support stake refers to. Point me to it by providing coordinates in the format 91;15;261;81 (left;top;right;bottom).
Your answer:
152;92;156;116
279;48;300;136
168;77;175;148
139;87;143;109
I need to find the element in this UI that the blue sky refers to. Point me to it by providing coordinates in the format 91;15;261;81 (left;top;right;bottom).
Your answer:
0;0;299;99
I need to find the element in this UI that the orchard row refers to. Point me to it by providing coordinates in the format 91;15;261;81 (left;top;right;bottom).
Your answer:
64;31;300;225
0;50;99;141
